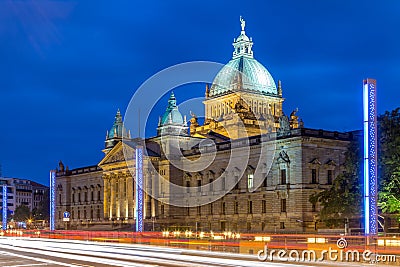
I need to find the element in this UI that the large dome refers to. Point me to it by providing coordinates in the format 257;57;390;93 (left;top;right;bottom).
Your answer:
209;17;277;97
209;56;277;97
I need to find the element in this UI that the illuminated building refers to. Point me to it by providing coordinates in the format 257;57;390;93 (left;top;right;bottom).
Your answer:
0;177;48;218
55;18;357;232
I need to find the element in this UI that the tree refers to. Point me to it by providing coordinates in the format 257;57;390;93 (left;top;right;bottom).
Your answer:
379;171;400;215
377;108;400;221
32;190;49;221
13;205;31;222
310;139;362;227
311;107;400;228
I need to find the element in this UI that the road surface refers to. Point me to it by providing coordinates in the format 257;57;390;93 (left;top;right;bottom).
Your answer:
0;237;383;267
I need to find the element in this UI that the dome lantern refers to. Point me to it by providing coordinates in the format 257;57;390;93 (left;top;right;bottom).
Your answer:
232;16;254;59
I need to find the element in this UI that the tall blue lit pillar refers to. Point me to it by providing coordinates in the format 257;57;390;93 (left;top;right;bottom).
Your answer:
49;170;56;231
135;145;144;232
2;185;7;231
363;78;378;236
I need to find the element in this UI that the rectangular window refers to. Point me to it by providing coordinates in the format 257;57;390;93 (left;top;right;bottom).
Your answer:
280;222;285;229
281;199;287;213
280;169;287;184
262;200;266;213
311;169;317;184
247;222;251;231
248;201;253;214
261;222;266;231
234;201;239;214
209;179;213;192
327;170;333;185
234;176;239;190
186;207;190;216
221;176;225;191
186;180;190;193
247;174;254;190
197;180;201;192
263;176;268;187
161;205;165;215
221;202;226;215
221;221;226;231
210;203;213;215
197;206;201;216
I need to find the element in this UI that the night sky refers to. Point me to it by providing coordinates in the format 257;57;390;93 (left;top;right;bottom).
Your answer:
1;0;400;185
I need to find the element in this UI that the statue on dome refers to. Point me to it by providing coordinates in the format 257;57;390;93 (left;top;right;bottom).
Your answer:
240;16;246;31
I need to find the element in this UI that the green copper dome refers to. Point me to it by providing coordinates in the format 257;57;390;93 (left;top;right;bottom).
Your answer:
160;92;184;125
210;56;277;97
209;17;277;97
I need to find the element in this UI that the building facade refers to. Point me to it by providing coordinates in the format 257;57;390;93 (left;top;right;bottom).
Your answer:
55;18;356;232
0;177;48;217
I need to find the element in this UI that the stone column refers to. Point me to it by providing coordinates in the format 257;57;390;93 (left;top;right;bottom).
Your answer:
110;174;115;219
103;176;109;220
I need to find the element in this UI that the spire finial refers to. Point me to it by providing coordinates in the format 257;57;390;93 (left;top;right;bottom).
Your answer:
240;16;245;32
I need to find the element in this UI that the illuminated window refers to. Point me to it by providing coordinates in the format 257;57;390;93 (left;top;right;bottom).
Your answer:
247;174;254;190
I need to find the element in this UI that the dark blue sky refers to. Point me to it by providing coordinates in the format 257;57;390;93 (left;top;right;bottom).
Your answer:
1;0;400;185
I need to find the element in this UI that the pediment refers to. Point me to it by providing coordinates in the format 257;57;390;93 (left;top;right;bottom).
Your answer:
98;141;135;167
309;158;321;165
325;159;337;166
277;150;290;164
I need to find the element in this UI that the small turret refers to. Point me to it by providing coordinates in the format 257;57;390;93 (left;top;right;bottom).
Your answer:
157;92;189;136
104;109;130;153
278;80;283;97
